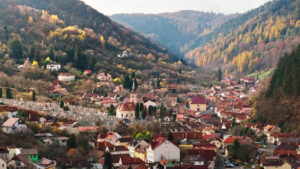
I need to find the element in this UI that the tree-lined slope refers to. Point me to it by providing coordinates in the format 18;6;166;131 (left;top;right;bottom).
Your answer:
111;11;238;55
185;0;300;74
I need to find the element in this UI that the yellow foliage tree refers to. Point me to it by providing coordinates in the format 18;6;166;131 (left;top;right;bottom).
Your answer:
28;16;33;24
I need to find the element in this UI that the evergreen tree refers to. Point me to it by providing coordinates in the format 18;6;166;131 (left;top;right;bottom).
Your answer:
108;104;115;116
67;134;77;149
135;103;140;119
159;103;165;119
104;152;113;169
133;77;138;90
9;39;23;59
123;75;132;90
142;108;146;119
217;67;222;81
59;100;64;108
32;91;36;101
169;109;173;117
228;139;240;160
167;131;173;141
156;77;160;88
172;114;177;121
6;88;13;99
28;46;35;61
149;106;153;115
3;26;9;41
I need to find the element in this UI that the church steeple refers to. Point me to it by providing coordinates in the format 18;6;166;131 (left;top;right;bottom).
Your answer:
130;79;138;104
132;78;135;91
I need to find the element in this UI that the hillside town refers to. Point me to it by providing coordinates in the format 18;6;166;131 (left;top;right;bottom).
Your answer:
1;66;299;169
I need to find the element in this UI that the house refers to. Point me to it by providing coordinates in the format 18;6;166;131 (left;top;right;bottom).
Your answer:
273;143;298;156
0;157;7;169
83;70;92;76
128;139;149;161
187;149;216;167
97;132;122;144
1;118;27;134
116;102;136;119
109;154;131;167
21;148;39;163
182;155;210;169
7;154;34;168
58;73;75;82
269;133;297;145
0;147;8;162
165;93;178;107
46;64;61;71
264;125;281;141
97;73;112;82
146;137;180;163
259;156;292;169
190;96;207;112
116;137;133;148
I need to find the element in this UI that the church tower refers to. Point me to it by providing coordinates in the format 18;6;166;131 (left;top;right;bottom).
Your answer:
130;80;138;104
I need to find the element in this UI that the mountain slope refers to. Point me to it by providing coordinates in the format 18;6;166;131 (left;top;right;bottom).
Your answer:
15;0;168;56
185;0;300;74
252;45;300;133
0;0;189;78
111;11;238;55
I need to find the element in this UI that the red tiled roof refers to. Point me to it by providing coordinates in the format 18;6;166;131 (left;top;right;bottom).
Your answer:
117;102;135;112
94;141;113;151
0;105;18;112
152;134;167;140
190;96;207;105
223;137;238;144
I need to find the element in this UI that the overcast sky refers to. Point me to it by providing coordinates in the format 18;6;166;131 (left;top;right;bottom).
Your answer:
82;0;271;15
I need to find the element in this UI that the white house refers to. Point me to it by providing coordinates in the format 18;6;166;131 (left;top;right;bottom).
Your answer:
128;139;149;157
0;157;7;169
1;118;27;134
146;137;180;163
47;64;61;71
58;73;75;82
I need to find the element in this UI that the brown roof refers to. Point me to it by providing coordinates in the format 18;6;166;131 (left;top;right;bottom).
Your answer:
260;156;284;166
120;157;145;165
21;148;38;155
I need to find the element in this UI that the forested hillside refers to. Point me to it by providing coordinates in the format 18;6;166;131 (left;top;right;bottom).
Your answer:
252;45;300;133
185;0;300;74
0;0;188;78
111;11;237;55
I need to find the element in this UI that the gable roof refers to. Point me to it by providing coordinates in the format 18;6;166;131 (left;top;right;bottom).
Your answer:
2;118;19;127
190;96;207;105
117;102;135;112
